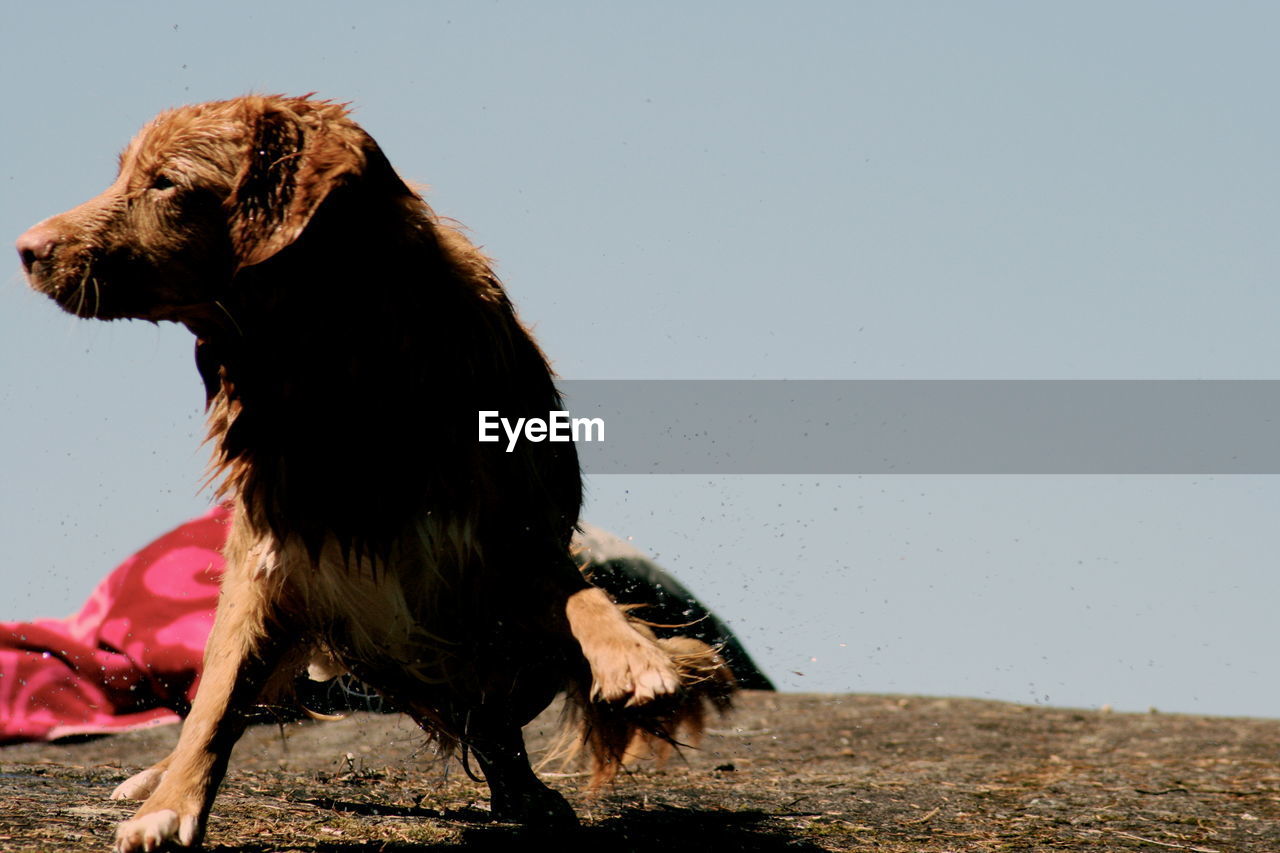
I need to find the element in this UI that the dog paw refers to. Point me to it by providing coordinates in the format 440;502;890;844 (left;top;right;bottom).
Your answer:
111;766;166;801
566;586;682;707
490;784;579;828
588;634;682;706
114;809;201;852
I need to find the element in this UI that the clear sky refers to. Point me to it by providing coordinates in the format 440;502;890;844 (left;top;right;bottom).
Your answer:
2;2;1277;716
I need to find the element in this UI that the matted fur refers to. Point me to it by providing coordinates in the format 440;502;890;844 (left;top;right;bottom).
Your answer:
549;630;737;789
17;95;730;852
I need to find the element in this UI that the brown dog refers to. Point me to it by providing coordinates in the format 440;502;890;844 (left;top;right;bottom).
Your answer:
16;95;711;851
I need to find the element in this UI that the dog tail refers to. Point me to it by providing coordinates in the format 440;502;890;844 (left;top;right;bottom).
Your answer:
552;632;738;790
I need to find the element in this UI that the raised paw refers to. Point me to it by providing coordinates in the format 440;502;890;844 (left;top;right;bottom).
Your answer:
566;587;681;707
588;632;682;706
111;765;166;801
114;808;201;852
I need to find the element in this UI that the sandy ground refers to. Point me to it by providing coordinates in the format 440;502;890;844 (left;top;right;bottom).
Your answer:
2;691;1278;851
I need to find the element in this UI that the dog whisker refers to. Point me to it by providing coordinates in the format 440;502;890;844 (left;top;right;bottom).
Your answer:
73;270;89;317
213;300;243;336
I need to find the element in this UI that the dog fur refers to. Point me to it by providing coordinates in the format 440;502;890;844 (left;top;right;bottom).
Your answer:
17;95;724;851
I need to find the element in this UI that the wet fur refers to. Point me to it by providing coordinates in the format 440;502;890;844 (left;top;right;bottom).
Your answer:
17;95;723;851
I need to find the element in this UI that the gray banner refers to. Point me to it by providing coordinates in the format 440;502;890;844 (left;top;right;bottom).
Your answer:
541;380;1280;474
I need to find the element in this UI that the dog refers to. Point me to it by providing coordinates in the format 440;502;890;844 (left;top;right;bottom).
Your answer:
16;95;724;851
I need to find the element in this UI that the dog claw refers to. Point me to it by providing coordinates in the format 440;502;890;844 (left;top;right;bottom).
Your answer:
625;658;683;707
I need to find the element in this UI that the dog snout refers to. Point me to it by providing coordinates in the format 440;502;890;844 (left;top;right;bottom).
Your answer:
16;222;59;275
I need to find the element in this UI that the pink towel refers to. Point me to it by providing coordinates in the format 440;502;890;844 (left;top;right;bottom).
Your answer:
0;507;229;743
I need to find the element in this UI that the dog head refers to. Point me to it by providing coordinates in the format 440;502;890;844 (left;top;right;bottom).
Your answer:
15;95;396;327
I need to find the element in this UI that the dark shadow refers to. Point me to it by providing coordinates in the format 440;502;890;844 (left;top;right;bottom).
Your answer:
300;796;505;824
297;796;445;819
460;807;826;852
209;806;824;852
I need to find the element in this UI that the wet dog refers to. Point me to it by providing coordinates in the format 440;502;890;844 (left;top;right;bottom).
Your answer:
17;95;719;851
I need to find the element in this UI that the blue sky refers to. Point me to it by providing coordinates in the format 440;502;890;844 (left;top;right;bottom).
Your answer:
2;2;1278;715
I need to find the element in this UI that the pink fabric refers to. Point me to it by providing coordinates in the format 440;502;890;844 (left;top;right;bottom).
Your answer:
0;506;230;743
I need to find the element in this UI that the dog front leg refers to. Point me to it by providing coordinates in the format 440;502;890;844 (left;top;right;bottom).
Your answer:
113;554;291;853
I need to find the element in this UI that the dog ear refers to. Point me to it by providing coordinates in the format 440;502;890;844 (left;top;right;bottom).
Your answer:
227;105;363;269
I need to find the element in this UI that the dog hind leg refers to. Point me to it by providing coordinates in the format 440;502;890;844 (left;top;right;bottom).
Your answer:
524;551;681;707
565;585;682;705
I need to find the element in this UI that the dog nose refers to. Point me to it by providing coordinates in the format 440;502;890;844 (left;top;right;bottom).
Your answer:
16;223;58;273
